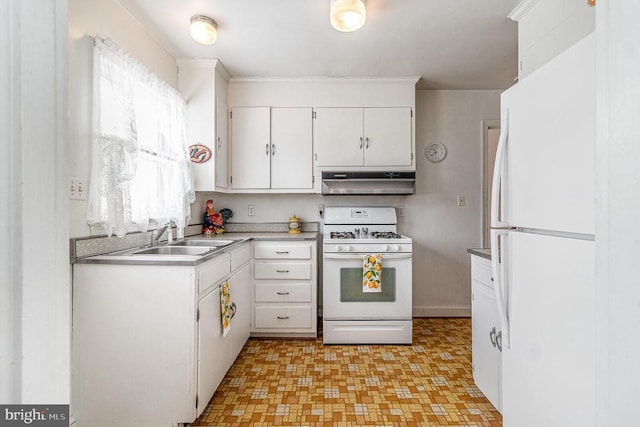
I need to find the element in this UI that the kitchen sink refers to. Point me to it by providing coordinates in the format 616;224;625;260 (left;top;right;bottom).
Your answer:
170;239;236;247
132;246;213;256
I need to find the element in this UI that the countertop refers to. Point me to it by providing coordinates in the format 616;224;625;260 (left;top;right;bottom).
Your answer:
74;231;319;266
467;248;491;260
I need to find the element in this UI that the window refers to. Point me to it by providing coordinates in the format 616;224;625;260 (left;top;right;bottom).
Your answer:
87;37;194;237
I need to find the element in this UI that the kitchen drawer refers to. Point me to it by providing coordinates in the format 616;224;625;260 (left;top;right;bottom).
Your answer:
254;262;311;280
254;245;311;260
198;253;231;294
254;306;313;329
254;283;311;303
230;243;251;272
471;255;493;288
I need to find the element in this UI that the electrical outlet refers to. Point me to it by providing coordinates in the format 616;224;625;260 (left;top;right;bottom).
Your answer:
457;195;465;207
317;204;324;218
69;177;87;200
397;206;405;217
248;204;255;216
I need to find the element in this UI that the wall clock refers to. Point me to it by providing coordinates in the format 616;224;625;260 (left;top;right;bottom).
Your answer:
425;143;447;163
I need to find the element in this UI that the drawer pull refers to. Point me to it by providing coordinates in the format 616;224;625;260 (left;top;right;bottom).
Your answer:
231;302;237;319
277;316;290;320
276;291;290;295
276;270;290;273
276;251;290;254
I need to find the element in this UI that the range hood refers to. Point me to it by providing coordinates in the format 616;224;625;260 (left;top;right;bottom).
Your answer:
321;171;416;195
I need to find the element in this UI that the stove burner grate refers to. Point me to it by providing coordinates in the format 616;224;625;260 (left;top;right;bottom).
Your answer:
330;231;356;239
370;231;403;239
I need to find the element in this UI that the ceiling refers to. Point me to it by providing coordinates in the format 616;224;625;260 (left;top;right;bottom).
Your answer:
117;0;520;90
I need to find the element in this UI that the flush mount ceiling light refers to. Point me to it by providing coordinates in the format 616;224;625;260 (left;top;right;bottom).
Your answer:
190;15;217;45
330;0;366;32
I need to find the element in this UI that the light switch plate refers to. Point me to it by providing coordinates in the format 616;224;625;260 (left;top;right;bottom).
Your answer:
69;177;87;200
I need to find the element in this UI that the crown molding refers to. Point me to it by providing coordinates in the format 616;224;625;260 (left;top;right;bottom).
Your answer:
508;0;541;22
176;58;230;81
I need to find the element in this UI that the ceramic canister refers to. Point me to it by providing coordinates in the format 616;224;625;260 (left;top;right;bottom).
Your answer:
288;215;302;234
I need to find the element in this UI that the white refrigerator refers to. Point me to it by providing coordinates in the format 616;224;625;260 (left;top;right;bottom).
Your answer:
491;33;596;426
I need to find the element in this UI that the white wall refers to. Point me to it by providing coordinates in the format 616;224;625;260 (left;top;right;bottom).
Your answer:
0;0;70;404
68;0;179;238
595;1;640;424
201;89;500;316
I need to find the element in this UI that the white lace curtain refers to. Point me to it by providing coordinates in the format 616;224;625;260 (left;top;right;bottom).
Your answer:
87;36;195;237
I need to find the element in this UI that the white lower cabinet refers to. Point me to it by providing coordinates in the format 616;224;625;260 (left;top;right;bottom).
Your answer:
471;254;502;413
72;241;251;427
251;240;317;337
197;285;231;415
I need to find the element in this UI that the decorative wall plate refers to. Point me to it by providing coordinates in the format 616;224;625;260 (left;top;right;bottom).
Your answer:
188;144;212;163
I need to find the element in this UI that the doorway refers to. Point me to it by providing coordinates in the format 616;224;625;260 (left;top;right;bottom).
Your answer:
481;120;500;248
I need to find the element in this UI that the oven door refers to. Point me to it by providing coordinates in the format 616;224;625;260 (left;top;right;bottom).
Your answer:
322;252;412;320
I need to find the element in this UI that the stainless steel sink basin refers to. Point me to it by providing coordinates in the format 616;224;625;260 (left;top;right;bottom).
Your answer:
132;246;212;256
170;239;235;247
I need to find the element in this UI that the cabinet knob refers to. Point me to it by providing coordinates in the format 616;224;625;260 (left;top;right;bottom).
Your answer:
365;137;370;148
276;291;290;295
276;270;290;273
359;137;363;149
271;144;276;155
277;316;290;320
265;144;269;155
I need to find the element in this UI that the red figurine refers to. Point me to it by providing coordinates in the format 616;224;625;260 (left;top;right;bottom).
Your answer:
203;199;224;235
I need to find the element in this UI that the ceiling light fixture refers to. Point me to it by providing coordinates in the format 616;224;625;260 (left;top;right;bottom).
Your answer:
330;0;366;32
190;15;217;45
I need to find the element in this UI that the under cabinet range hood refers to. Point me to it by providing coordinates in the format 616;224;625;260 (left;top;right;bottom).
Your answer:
321;171;416;195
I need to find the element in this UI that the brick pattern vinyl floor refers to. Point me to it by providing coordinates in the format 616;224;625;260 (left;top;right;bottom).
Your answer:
190;318;502;426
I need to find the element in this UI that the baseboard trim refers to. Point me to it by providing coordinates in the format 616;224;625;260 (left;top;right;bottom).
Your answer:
412;306;471;317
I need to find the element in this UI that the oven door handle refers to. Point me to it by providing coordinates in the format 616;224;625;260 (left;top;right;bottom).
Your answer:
323;253;412;261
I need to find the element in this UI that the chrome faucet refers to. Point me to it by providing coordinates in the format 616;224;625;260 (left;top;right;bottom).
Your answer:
150;222;171;246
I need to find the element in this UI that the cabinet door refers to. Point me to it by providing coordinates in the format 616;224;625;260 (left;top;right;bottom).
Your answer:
472;280;501;412
197;286;231;416
271;107;313;189
229;264;251;361
363;107;412;166
314;107;364;167
215;96;228;190
231;107;271;189
179;66;215;192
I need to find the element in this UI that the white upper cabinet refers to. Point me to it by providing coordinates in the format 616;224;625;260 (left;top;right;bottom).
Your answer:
231;107;271;189
314;108;364;167
363;108;413;167
177;60;230;192
509;0;594;80
215;96;228;190
271;107;313;189
231;107;314;191
315;107;413;168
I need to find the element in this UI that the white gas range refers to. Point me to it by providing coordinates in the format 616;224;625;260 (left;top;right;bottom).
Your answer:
322;207;413;344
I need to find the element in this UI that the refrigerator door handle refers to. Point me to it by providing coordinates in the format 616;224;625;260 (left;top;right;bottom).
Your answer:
491;108;509;228
491;228;511;349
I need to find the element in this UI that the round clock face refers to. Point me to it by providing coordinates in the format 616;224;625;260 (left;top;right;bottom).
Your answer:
426;143;446;162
